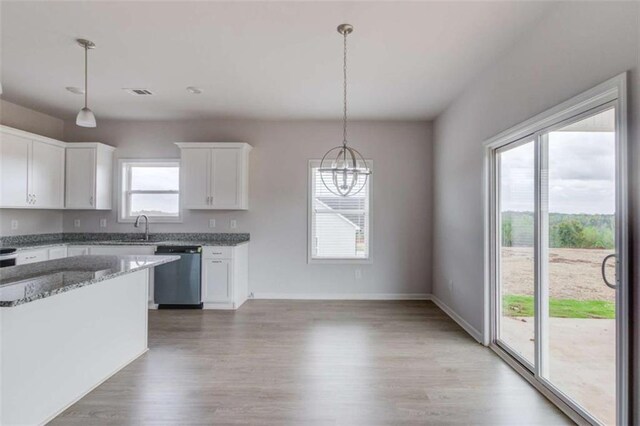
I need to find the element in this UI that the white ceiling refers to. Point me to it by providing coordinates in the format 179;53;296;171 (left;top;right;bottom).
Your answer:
0;1;553;122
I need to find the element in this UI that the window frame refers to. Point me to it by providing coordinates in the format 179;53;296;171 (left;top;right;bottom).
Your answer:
307;159;372;264
117;158;182;223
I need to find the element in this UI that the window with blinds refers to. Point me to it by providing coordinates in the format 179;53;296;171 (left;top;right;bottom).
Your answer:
119;159;181;222
309;160;371;262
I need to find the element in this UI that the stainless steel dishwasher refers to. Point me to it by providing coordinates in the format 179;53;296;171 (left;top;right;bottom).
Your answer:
154;246;202;309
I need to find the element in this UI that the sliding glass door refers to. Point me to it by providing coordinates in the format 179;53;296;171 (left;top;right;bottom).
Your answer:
489;76;627;426
496;138;536;367
539;107;617;425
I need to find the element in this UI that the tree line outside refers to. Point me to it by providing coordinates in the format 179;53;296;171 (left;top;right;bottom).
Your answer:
501;211;614;249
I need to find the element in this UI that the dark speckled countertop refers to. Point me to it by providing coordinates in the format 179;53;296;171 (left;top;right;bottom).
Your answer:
0;232;250;251
0;255;179;307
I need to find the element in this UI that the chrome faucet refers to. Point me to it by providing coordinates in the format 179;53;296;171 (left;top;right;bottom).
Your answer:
134;214;150;241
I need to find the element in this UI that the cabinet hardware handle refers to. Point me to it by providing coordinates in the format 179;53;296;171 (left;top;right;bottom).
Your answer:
212;252;222;255
89;196;94;206
212;260;222;263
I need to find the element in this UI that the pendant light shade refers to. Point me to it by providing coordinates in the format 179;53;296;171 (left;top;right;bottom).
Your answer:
76;107;96;127
318;24;371;197
76;39;96;128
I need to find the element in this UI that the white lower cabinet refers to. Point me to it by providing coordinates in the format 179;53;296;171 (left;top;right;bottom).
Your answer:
201;243;249;310
67;246;90;256
16;249;48;265
47;246;67;260
15;245;67;265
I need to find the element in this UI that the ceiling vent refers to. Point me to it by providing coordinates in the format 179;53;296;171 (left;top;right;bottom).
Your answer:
123;88;154;96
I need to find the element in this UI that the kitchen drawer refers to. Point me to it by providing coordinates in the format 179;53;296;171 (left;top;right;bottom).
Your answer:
16;249;48;265
202;246;232;259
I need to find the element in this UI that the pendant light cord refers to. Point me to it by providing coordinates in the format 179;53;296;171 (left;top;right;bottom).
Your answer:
84;44;88;109
342;30;348;146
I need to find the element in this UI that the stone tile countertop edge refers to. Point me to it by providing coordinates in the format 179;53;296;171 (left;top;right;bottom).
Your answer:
1;233;250;251
0;255;180;308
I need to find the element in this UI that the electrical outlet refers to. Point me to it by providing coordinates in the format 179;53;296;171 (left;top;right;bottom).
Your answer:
355;269;362;280
10;220;18;230
99;218;107;228
209;219;216;228
249;292;254;299
230;219;237;229
74;219;81;228
448;279;454;291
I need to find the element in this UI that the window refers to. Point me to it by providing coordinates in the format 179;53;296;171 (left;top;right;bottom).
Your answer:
308;160;371;262
119;159;180;222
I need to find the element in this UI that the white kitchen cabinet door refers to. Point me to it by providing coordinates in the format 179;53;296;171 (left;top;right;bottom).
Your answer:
65;148;96;209
176;143;251;210
65;143;114;210
31;141;65;208
181;148;210;209
0;132;30;207
202;259;231;303
67;246;90;256
16;249;48;265
47;246;67;260
211;149;240;208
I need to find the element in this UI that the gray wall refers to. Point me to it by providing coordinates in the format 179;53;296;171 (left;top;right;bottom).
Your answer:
0;99;64;236
431;1;639;338
64;119;433;297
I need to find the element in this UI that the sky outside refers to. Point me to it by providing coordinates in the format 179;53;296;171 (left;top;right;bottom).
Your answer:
500;131;615;215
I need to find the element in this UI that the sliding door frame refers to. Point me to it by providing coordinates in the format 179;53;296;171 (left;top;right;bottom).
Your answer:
483;73;629;425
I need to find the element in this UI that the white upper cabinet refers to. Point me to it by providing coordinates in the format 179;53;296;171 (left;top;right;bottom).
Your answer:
176;143;252;210
65;143;114;210
31;140;65;208
180;148;211;209
0;126;65;209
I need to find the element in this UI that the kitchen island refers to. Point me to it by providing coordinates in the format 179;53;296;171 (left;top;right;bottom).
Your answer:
0;255;178;425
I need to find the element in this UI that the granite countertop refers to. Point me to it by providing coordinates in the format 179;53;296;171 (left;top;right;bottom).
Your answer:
2;233;250;251
0;255;179;307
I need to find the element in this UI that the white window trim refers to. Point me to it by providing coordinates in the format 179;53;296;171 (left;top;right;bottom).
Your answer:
307;159;373;264
117;158;182;223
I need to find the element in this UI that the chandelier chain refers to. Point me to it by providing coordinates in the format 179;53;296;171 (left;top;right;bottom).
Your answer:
343;30;348;146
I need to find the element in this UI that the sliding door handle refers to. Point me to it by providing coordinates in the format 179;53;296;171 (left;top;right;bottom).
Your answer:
601;254;617;289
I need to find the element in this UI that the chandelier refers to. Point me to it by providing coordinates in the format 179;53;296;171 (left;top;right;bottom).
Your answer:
319;24;371;197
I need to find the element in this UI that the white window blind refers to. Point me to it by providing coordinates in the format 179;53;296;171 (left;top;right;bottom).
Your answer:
309;160;371;261
119;160;180;222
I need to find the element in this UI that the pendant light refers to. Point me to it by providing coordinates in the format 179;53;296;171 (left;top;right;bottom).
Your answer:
318;24;371;197
76;39;97;127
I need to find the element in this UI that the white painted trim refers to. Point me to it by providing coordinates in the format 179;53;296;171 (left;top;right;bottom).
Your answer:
0;124;66;147
307;159;373;264
175;142;252;151
116;158;182;224
38;348;148;426
252;293;431;301
483;74;625;149
430;295;483;344
64;141;116;151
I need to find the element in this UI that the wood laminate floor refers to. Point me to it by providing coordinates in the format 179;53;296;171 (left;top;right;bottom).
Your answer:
52;300;571;425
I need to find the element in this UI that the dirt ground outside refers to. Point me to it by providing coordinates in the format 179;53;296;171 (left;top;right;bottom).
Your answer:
501;247;615;302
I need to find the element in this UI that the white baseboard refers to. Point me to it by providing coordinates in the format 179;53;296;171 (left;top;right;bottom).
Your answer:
251;293;432;301
430;295;483;344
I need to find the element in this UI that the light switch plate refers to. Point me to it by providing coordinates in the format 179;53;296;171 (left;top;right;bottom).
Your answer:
10;220;18;230
355;269;362;280
74;219;81;228
209;219;216;228
99;218;107;228
230;219;237;229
